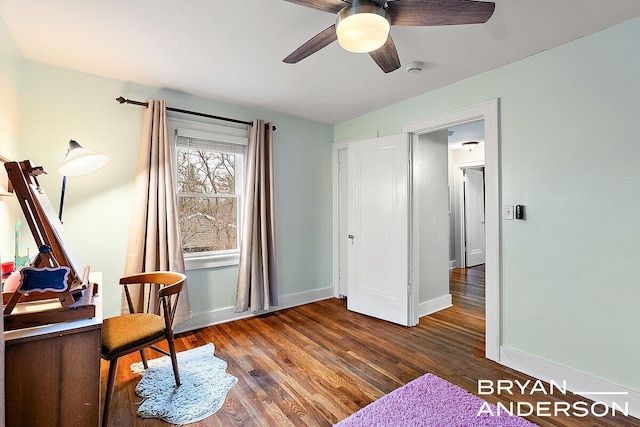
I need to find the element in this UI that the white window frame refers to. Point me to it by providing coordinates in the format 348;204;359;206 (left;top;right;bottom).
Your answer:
169;118;249;270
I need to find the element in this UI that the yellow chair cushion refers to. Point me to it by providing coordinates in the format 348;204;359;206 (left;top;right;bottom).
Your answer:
101;313;166;359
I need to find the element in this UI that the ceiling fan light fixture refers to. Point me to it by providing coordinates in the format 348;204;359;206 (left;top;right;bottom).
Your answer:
336;2;390;53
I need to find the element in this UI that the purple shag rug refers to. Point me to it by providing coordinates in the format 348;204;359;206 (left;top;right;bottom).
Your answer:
334;373;537;427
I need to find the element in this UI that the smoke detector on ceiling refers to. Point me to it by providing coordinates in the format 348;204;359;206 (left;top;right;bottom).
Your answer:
405;61;425;74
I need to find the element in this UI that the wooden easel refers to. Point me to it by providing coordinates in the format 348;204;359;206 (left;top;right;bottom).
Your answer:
3;160;96;330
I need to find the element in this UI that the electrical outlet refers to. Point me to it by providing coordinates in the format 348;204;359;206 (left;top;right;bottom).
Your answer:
504;205;514;220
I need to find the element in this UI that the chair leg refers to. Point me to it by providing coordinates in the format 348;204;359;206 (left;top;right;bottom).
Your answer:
139;349;149;369
102;358;119;427
167;337;181;387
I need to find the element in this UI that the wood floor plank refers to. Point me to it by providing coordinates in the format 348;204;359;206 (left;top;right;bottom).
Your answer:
101;266;640;426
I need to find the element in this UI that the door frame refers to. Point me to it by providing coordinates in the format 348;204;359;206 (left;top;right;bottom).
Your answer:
401;99;501;361
332;132;379;298
462;166;486;268
457;161;485;268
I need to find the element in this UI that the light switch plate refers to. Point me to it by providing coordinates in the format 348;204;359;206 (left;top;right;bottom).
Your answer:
504;205;514;220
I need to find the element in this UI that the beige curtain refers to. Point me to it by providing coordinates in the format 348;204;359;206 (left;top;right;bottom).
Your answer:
234;120;277;313
123;99;191;324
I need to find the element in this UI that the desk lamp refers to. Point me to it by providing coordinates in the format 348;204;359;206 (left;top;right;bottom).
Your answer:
58;140;109;221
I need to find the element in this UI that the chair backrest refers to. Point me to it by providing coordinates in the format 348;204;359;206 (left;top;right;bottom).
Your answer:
119;271;186;327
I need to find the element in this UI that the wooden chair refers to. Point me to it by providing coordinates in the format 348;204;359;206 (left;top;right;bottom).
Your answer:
100;271;186;427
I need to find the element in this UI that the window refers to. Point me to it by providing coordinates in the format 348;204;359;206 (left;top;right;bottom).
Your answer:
169;119;248;269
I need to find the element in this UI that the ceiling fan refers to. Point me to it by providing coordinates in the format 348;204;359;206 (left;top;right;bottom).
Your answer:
283;0;495;73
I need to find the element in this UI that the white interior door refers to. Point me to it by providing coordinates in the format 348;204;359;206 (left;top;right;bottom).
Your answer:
347;134;410;326
464;168;486;267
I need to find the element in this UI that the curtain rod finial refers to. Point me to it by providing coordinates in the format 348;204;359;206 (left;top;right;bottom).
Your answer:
116;96;126;104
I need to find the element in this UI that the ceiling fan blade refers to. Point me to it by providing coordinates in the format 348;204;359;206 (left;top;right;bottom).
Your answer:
387;0;495;26
283;0;351;14
369;34;401;73
283;25;338;64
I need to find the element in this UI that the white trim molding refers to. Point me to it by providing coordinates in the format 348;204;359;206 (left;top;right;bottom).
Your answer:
332;140;349;298
332;132;379;298
401;99;501;361
455;160;486;269
500;346;640;419
418;294;453;318
175;286;335;334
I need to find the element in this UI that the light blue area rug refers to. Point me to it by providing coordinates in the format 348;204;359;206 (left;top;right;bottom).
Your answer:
131;343;237;425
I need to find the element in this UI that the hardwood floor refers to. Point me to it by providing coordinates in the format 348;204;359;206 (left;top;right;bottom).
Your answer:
101;266;639;426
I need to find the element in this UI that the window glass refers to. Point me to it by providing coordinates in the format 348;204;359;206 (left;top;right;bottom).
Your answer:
170;119;247;266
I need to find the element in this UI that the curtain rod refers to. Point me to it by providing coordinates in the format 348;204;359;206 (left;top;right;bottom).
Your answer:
116;97;276;131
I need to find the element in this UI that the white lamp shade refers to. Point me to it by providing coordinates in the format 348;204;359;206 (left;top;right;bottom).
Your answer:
58;140;109;177
337;7;390;53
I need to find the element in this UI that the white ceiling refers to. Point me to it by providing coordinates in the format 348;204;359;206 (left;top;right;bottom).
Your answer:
2;1;640;124
448;120;484;150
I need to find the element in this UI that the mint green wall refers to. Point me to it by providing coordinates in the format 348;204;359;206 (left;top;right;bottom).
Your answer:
10;60;333;320
0;16;22;265
5;8;640;395
336;17;640;391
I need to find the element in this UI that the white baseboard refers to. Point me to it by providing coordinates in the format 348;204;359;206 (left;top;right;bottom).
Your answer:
449;260;456;269
175;286;335;334
500;345;640;419
418;294;452;318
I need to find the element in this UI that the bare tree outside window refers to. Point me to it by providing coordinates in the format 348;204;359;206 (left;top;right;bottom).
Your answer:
176;146;239;253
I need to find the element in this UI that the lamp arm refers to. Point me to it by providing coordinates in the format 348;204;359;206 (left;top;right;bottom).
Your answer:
58;175;67;222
